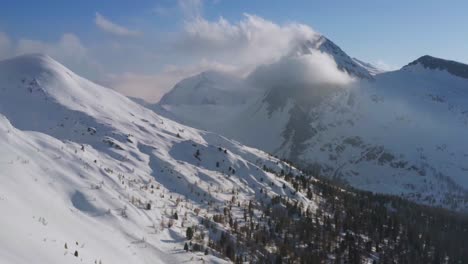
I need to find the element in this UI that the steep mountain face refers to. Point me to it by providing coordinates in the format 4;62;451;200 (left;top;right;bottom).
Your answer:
293;62;468;210
0;54;312;263
295;36;374;79
156;41;468;211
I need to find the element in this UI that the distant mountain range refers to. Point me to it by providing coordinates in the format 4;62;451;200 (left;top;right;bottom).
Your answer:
155;36;468;211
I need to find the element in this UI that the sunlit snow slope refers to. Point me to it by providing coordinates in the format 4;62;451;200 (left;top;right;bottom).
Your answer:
0;54;311;264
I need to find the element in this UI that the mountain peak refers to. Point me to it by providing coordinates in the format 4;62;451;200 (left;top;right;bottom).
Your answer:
406;55;468;79
2;53;55;65
0;53;66;77
159;70;254;106
294;36;375;79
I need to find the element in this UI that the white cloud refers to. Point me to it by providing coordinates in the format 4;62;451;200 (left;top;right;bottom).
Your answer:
103;73;164;102
177;14;320;68
15;33;102;79
103;59;236;102
248;51;354;90
17;33;86;59
95;12;141;37
178;0;203;19
41;11;333;103
0;32;12;59
375;60;399;71
95;8;331;103
0;3;354;104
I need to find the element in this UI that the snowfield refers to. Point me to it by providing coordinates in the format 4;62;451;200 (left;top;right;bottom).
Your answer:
156;37;468;211
0;54;313;264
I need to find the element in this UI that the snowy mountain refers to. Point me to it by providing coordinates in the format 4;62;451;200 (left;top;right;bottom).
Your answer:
156;39;468;211
156;36;370;134
294;36;374;79
285;58;468;210
160;71;254;106
0;54;313;263
2;52;468;263
154;71;262;131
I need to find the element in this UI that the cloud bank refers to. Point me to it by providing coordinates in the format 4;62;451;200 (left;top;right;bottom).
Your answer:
178;14;320;67
0;32;102;79
103;59;236;102
0;1;353;103
98;9;327;102
248;51;354;90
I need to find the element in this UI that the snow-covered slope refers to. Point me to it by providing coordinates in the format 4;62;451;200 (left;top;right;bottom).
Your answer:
293;59;468;210
0;54;313;263
155;48;468;211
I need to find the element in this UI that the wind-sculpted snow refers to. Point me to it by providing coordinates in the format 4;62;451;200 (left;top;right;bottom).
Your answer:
0;54;312;264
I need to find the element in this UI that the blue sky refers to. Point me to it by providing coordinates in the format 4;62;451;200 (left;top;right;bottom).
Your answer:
0;0;466;101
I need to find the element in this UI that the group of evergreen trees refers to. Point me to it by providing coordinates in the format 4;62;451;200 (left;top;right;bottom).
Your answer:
200;162;468;263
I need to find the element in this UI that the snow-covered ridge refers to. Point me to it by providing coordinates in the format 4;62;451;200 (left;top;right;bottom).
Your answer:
405;55;468;79
0;54;313;263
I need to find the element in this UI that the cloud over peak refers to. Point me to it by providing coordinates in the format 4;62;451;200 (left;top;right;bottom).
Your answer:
178;13;321;67
248;51;355;92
